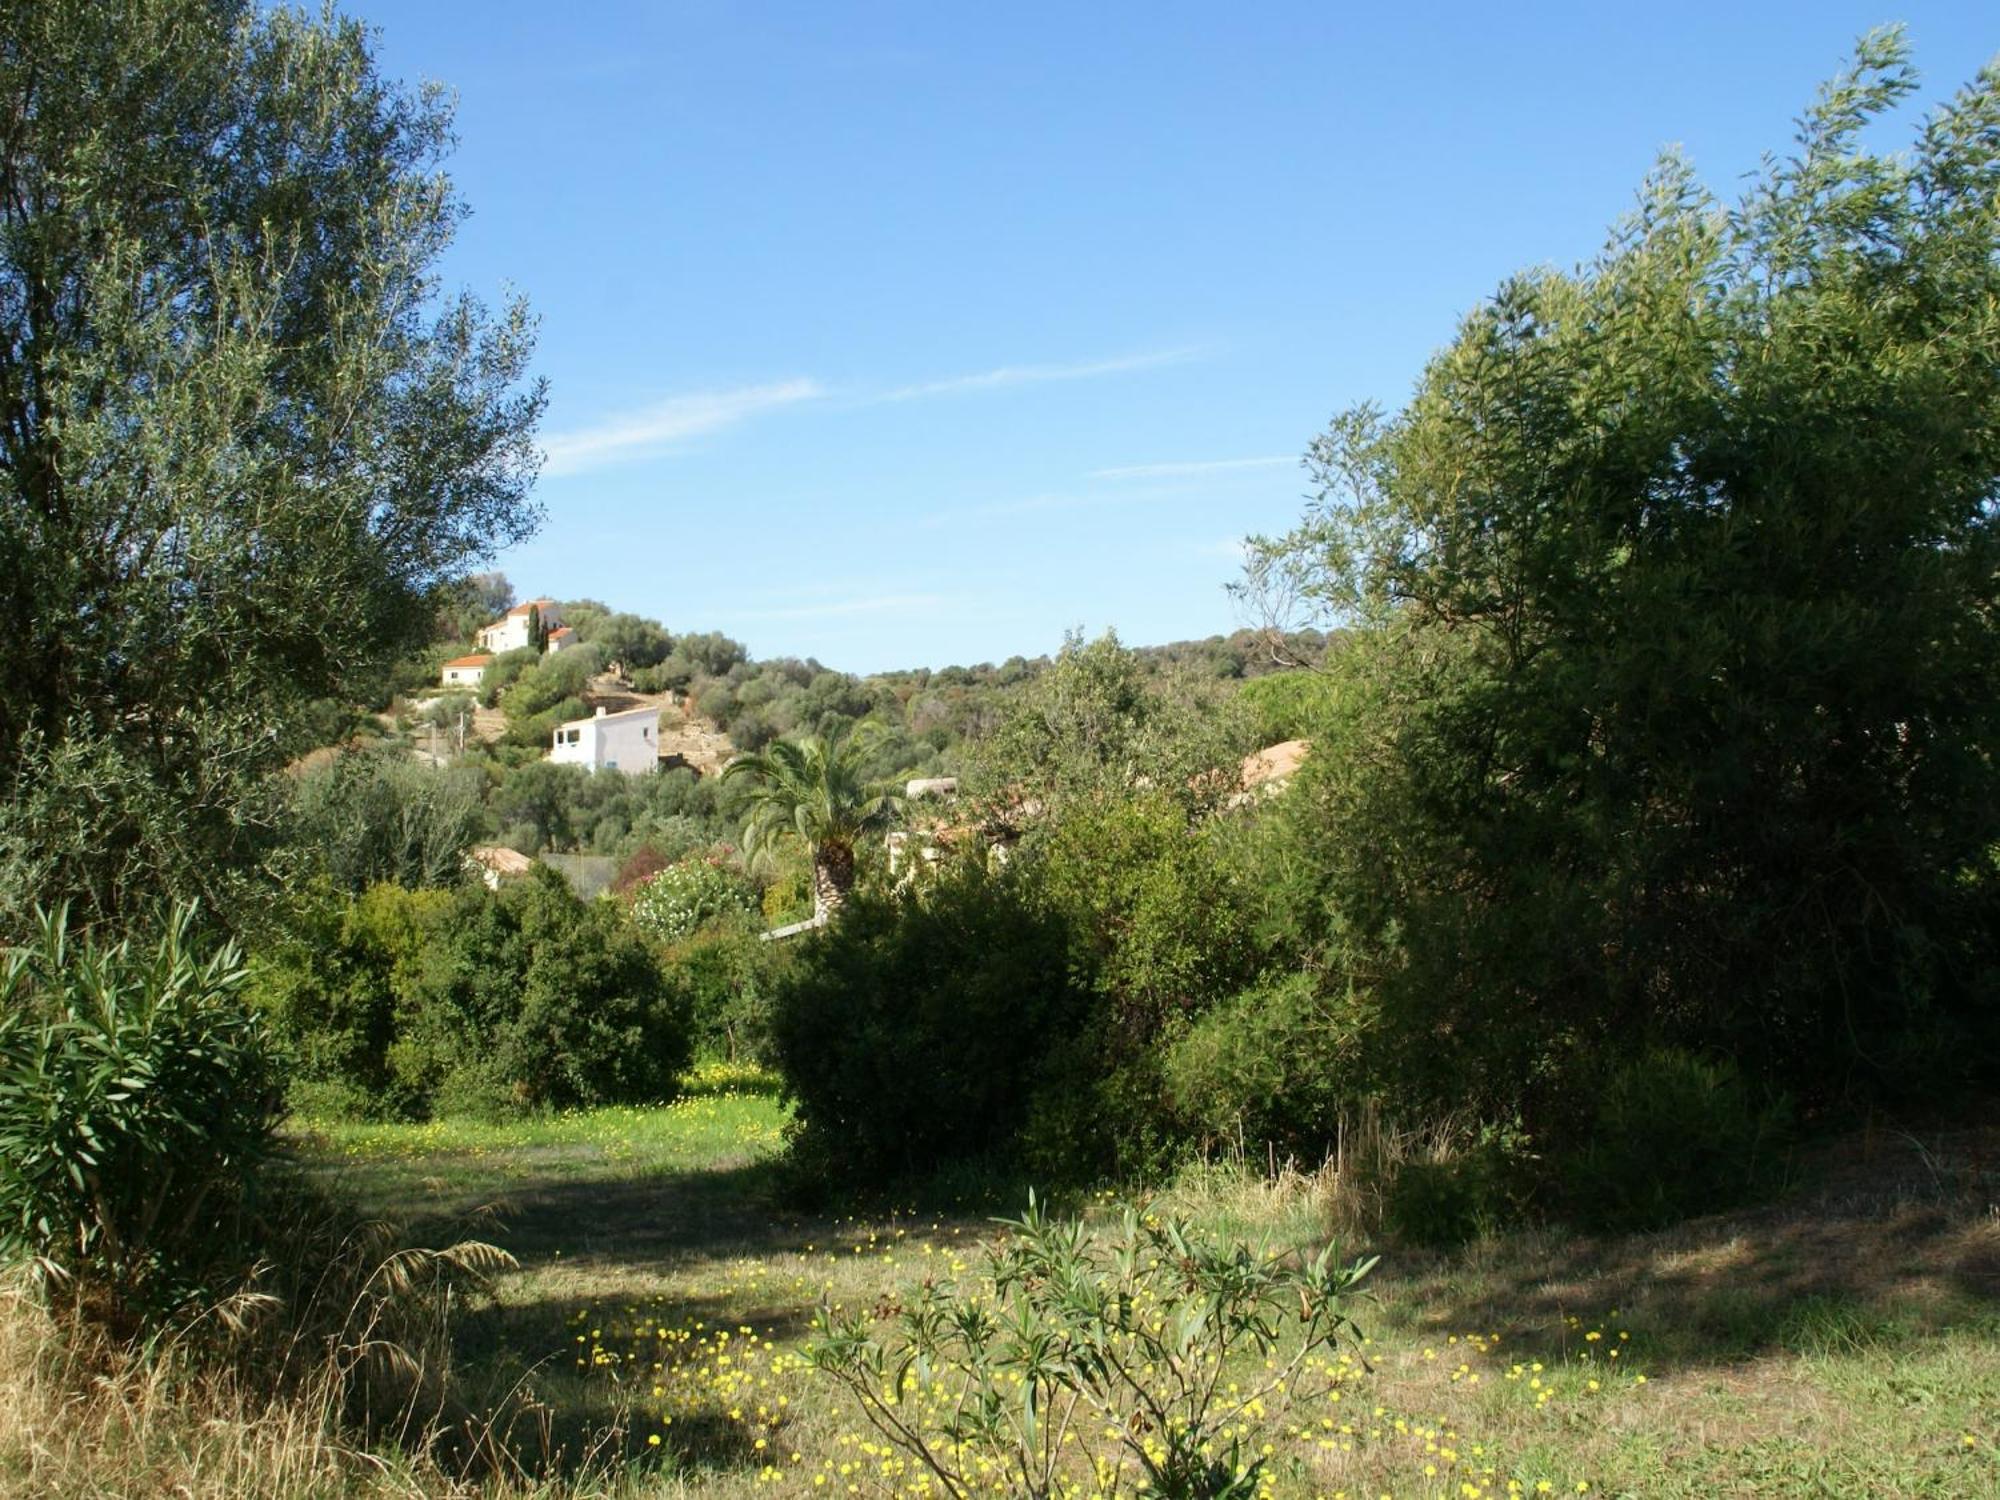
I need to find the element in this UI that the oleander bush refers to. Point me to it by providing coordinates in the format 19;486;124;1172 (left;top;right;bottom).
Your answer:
630;854;758;944
0;905;279;1332
806;1194;1377;1500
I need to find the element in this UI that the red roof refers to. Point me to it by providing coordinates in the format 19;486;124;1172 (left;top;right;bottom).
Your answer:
444;652;493;669
548;625;573;638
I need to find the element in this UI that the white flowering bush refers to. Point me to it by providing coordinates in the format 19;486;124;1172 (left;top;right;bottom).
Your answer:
630;856;757;943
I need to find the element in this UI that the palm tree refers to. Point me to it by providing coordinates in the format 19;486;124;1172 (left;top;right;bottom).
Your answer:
722;725;902;925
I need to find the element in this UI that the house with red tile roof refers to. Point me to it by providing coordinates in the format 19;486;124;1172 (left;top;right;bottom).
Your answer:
440;651;494;689
475;598;563;655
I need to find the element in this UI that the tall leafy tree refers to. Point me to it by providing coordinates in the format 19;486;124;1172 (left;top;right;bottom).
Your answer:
1246;30;2000;1109
0;1;544;928
723;727;902;924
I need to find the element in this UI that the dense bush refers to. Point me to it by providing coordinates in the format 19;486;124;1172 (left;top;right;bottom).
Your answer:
487;759;727;858
629;854;758;943
249;882;448;1116
0;906;278;1330
254;870;691;1119
1019;794;1264;1180
1163;971;1363;1156
1241;37;2000;1122
1559;1049;1792;1233
658;921;788;1062
500;644;605;720
285;749;484;893
769;865;1082;1184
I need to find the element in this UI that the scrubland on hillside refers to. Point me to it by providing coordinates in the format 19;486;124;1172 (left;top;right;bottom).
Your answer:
2;7;1998;1499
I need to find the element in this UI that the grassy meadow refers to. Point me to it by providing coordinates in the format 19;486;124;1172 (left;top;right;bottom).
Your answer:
150;1067;1989;1500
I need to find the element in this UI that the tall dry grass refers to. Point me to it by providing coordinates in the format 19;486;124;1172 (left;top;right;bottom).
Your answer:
1159;1102;1475;1243
0;1179;582;1500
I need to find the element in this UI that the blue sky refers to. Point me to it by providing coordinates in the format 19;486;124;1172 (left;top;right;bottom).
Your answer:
351;2;1994;673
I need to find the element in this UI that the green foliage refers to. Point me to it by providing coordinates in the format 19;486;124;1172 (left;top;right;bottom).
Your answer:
487;758;727;858
659;921;789;1063
0;0;542;929
1380;1144;1520;1249
724;724;904;921
629;855;758;944
489;759;593;852
1235;669;1334;746
640;631;748;693
249;882;449;1116
435;571;516;642
501;645;606;720
257;871;691;1119
0;906;277;1329
1163;972;1362;1156
806;1194;1376;1500
1242;32;2000;1117
579;611;672;670
770;866;1082;1184
967;631;1253;827
478;646;544;707
1560;1049;1792;1233
1022;796;1263;1180
285;749;484;893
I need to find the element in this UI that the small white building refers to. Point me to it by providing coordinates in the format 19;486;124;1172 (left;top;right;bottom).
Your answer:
440;652;493;689
476;598;564;655
544;624;575;653
550;704;660;775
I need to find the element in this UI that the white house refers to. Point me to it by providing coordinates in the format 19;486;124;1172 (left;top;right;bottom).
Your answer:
440;652;493;689
544;624;575;653
476;598;564;655
550;704;660;775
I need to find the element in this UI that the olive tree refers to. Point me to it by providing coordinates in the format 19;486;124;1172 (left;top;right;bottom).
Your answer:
0;1;544;929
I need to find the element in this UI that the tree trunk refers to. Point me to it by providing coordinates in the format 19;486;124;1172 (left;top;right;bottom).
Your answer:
812;842;856;924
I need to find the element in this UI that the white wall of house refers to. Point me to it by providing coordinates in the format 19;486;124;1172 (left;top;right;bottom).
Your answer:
549;705;659;775
441;658;489;689
476;599;564;655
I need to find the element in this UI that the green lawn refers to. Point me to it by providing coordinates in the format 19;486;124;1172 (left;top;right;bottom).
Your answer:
284;1073;2000;1499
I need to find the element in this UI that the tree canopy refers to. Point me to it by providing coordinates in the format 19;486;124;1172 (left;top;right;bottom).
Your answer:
0;0;543;927
1246;29;2000;1108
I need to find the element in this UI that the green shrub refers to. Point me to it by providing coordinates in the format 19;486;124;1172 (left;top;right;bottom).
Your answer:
392;869;693;1115
1164;971;1363;1156
807;1194;1377;1500
629;854;757;943
1017;795;1264;1181
248;881;447;1118
659;920;786;1062
0;906;278;1330
1384;1155;1500;1249
256;871;693;1118
1560;1048;1792;1233
770;865;1082;1184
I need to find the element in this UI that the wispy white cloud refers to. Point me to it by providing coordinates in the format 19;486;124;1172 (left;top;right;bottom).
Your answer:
540;378;824;477
876;348;1201;403
1090;455;1295;481
729;592;948;622
540;346;1201;479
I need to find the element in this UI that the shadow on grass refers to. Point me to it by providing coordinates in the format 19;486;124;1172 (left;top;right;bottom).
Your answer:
397;1156;984;1484
1372;1181;2000;1374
